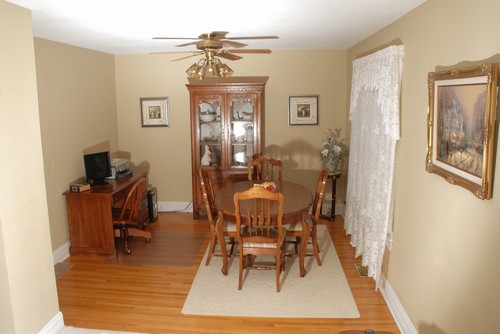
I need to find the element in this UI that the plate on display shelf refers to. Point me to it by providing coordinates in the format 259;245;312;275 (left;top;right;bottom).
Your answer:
199;102;213;113
241;111;253;119
200;124;214;141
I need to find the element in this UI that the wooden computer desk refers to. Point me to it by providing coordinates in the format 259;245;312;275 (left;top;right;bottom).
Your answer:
64;166;149;257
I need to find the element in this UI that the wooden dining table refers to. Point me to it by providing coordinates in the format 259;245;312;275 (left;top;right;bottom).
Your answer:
214;180;313;277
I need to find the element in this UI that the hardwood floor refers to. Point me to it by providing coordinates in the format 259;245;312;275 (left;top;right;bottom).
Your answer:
56;212;400;334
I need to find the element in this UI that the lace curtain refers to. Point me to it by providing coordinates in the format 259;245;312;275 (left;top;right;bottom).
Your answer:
344;45;404;288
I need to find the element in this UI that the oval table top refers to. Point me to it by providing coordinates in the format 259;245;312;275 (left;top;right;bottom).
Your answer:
214;180;313;223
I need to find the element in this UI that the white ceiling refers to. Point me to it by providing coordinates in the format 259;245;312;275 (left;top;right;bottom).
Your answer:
8;0;425;55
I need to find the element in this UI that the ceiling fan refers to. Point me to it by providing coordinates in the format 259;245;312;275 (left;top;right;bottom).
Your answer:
153;31;278;79
153;31;278;61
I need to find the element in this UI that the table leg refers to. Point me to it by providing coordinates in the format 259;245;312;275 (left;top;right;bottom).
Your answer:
216;212;229;275
321;174;339;221
299;213;307;277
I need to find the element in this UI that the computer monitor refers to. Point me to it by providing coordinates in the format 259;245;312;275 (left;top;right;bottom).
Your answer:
83;151;112;185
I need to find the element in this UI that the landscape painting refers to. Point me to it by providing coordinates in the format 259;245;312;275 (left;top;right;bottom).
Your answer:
426;63;498;200
436;83;486;178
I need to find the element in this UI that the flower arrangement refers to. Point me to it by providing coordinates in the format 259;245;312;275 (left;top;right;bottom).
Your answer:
253;181;276;192
319;127;349;172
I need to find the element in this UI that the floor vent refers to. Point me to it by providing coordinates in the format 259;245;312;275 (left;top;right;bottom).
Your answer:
354;263;368;277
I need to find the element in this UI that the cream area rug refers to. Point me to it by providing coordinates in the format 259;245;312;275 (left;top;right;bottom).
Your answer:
182;225;360;318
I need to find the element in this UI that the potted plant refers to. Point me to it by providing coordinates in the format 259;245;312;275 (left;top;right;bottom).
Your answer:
319;127;349;172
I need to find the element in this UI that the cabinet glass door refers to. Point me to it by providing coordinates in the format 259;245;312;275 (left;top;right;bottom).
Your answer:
230;99;255;168
198;98;222;167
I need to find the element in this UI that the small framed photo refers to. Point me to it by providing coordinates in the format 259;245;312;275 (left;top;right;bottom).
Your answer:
140;97;170;127
288;95;319;126
426;63;498;199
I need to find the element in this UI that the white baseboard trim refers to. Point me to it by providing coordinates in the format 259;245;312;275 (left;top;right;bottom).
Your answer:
53;240;70;264
320;203;345;217
38;311;64;334
380;279;417;334
158;201;193;213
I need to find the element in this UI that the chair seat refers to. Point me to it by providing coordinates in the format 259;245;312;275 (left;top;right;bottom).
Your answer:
241;226;286;248
282;218;312;232
243;241;278;248
223;221;237;232
112;208;141;226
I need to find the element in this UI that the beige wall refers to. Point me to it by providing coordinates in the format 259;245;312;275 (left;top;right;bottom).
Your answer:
115;50;348;202
0;1;60;333
35;38;118;250
348;0;500;332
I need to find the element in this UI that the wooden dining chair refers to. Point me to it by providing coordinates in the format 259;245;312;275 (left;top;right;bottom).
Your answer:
199;168;237;265
233;186;286;292
247;155;283;181
112;177;151;254
284;168;329;266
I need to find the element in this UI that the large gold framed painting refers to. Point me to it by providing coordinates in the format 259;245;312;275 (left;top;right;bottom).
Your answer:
426;63;498;199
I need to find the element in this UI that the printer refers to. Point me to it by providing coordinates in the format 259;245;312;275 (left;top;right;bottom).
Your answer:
106;158;132;179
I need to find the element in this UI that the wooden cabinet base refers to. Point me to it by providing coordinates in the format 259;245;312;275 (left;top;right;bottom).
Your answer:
69;246;116;257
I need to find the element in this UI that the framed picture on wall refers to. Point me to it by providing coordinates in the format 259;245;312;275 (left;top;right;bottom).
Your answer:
426;63;498;199
288;95;319;125
140;97;170;127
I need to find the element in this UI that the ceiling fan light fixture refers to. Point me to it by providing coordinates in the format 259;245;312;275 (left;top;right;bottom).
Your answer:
203;62;213;77
186;56;233;80
219;63;233;77
196;63;205;80
207;61;217;75
186;63;199;77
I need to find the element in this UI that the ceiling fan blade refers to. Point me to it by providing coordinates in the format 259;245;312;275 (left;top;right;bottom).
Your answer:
226;49;272;54
219;40;248;48
217;52;243;61
151;51;200;54
179;40;246;48
153;37;199;40
170;52;204;61
224;36;279;40
153;33;278;41
202;31;229;40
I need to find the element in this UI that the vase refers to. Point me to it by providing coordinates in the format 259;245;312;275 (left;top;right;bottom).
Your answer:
327;161;341;173
201;145;212;166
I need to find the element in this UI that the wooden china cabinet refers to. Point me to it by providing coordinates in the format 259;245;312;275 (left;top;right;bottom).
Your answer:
187;77;267;218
